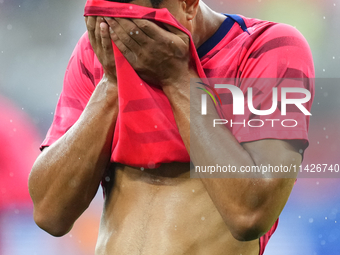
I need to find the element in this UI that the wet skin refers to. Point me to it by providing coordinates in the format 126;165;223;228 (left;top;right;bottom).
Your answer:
97;162;260;255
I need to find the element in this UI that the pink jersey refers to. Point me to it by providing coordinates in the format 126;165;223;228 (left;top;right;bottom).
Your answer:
200;14;314;148
42;2;314;254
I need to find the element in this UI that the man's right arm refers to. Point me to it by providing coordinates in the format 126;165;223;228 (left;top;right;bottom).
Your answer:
29;17;118;237
29;76;118;237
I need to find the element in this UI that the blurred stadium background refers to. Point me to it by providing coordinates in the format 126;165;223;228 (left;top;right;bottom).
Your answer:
0;0;339;254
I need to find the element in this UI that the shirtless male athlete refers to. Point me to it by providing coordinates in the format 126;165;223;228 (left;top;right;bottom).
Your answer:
29;0;314;254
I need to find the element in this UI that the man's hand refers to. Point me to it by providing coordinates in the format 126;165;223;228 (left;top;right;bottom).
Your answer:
104;17;193;87
85;16;117;84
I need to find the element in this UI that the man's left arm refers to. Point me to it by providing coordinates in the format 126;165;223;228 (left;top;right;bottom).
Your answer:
164;83;302;241
103;17;306;241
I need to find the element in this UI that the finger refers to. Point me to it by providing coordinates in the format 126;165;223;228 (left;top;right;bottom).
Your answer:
86;16;97;47
95;17;103;47
105;18;141;53
133;19;184;52
109;29;136;64
100;22;116;78
100;22;114;62
114;18;151;46
132;19;167;40
163;23;190;45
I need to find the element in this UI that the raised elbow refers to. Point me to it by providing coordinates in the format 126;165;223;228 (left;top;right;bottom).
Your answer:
227;211;276;241
33;208;73;237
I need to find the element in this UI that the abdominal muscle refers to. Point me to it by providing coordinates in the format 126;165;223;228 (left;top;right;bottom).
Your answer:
95;162;259;255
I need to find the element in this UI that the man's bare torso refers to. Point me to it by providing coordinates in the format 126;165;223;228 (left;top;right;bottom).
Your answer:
96;162;260;255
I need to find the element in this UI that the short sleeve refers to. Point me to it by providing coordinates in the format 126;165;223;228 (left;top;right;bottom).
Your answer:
40;32;103;149
230;23;315;148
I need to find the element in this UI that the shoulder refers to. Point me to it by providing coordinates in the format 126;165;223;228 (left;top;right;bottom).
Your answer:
244;15;306;39
239;17;315;78
246;19;313;62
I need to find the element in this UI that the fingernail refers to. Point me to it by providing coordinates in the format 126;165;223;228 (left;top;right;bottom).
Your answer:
100;23;105;30
109;27;114;34
105;17;112;20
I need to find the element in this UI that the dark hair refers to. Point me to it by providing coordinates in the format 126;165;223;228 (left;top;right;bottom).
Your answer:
106;0;164;8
